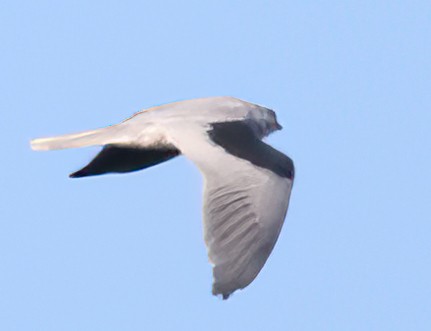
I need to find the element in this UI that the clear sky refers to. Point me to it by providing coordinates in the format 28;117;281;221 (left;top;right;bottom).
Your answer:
1;1;430;330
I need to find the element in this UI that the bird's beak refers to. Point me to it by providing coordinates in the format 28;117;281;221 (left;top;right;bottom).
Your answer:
275;122;283;130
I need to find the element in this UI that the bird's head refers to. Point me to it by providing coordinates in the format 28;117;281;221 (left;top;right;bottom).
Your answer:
249;105;283;138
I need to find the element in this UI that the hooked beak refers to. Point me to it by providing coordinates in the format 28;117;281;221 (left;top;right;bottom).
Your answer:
275;121;283;130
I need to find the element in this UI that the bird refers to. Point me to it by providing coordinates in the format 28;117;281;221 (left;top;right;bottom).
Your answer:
30;96;295;299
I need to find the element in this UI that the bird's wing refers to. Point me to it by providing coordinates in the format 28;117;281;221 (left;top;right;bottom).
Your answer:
172;120;294;299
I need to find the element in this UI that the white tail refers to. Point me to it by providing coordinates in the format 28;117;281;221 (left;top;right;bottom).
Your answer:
30;127;117;151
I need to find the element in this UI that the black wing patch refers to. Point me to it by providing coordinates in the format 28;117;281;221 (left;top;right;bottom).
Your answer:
208;121;294;179
69;144;180;178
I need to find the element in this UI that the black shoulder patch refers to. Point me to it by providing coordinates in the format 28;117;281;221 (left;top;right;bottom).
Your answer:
207;121;294;179
70;144;180;178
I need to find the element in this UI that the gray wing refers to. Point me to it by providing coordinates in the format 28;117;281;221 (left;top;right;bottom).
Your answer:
199;121;294;299
204;172;292;299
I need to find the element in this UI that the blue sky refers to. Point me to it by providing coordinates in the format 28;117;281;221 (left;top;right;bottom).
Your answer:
1;1;430;330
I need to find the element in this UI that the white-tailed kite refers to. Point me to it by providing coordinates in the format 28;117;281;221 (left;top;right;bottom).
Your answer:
30;96;294;299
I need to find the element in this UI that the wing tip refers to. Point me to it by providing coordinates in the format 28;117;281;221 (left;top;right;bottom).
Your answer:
212;287;232;300
69;171;85;178
30;138;49;151
69;166;91;178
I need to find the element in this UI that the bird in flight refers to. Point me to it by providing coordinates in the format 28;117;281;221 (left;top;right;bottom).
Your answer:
30;96;295;299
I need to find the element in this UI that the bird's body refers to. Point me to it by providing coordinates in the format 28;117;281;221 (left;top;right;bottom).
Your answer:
31;96;294;299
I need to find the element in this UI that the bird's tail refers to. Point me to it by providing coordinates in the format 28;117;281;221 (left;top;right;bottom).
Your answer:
30;126;121;151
